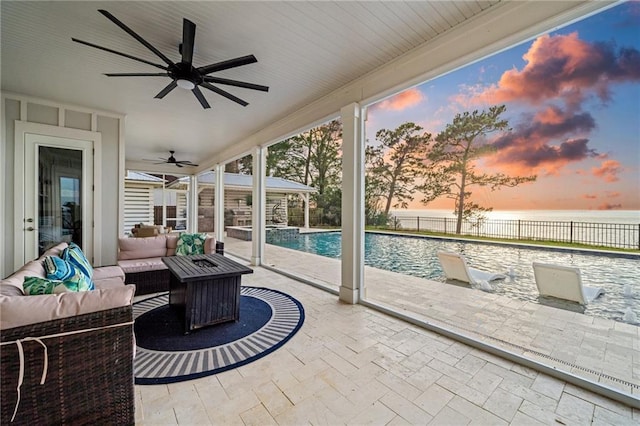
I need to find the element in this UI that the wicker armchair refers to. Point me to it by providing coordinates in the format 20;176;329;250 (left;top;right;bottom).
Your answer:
0;306;135;425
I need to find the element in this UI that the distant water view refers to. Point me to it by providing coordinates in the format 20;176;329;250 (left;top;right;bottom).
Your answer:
391;209;640;225
388;209;640;250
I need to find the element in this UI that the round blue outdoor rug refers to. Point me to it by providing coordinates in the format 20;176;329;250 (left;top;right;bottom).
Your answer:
133;287;304;385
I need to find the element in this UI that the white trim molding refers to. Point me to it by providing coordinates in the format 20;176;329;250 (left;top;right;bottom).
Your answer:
13;121;102;269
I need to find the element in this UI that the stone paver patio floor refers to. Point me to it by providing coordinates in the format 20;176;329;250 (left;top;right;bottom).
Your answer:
225;235;639;398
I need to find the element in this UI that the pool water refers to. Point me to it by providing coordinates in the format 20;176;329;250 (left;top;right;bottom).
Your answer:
269;231;640;323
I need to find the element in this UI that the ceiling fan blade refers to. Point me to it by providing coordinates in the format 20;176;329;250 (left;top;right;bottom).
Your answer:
72;38;167;71
105;72;169;77
201;82;248;107
181;19;196;65
203;76;269;92
192;86;211;109
98;9;175;67
176;160;199;166
197;55;257;75
176;163;184;168
155;81;178;99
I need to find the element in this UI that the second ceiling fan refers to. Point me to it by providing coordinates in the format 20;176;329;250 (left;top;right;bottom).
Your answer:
149;151;198;168
73;9;269;109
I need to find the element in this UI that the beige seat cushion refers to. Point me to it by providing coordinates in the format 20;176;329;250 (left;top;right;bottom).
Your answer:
118;235;168;260
117;258;168;274
204;236;216;254
0;284;135;330
0;284;23;297
0;260;45;296
39;242;69;260
93;265;125;281
94;276;126;290
166;234;179;256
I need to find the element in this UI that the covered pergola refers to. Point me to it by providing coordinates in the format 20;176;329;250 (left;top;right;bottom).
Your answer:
170;172;316;229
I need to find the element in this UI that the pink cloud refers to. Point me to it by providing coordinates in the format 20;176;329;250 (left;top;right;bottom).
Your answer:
374;88;424;111
592;159;622;182
534;106;567;125
582;194;597;199
485;105;598;175
471;32;640;108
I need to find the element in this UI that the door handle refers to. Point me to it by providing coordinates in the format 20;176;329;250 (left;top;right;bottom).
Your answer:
26;227;35;232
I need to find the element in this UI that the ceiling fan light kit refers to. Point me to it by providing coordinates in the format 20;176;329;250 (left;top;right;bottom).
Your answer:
72;10;269;109
176;79;195;90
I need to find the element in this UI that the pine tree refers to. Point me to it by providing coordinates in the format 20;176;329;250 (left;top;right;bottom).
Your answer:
420;105;536;233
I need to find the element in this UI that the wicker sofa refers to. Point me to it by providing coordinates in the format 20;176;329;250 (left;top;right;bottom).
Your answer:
117;233;216;295
0;242;135;424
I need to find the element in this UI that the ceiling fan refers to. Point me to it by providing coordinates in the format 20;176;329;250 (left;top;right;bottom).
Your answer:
146;151;198;168
72;9;269;109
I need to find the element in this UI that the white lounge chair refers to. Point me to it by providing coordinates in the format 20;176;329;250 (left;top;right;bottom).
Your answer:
437;251;506;284
532;262;604;305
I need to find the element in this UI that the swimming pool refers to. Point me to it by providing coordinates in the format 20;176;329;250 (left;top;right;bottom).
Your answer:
268;231;640;323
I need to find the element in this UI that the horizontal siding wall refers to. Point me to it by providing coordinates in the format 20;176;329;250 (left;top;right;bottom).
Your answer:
124;183;154;235
225;189;251;214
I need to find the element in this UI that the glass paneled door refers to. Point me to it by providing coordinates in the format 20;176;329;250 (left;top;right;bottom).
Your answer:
24;134;94;261
38;147;83;254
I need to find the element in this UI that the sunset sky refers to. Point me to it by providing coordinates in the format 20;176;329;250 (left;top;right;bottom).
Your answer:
366;1;640;211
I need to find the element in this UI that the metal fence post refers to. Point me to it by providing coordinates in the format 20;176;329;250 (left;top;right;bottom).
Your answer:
570;221;574;244
417;217;420;232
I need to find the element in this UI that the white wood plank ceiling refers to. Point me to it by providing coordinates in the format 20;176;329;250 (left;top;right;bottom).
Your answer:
1;1;603;170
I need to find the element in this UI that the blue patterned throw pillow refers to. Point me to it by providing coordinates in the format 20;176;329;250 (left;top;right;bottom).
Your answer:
44;255;79;281
63;270;93;292
175;233;207;256
62;242;94;284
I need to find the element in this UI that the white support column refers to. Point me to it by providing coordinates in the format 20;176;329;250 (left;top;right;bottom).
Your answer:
251;147;267;266
340;103;364;304
304;193;310;229
214;165;225;241
189;175;198;232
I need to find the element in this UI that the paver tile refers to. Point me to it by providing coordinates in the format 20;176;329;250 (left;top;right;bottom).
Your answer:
414;383;455;416
555;392;596;424
482;387;523;421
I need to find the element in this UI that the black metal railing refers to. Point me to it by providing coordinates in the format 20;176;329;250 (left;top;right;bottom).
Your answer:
387;216;640;250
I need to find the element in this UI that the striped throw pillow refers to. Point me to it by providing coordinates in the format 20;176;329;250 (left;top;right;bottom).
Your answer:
44;255;79;281
61;243;94;289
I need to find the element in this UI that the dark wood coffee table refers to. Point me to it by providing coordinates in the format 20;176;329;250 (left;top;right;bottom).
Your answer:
162;254;253;333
